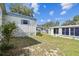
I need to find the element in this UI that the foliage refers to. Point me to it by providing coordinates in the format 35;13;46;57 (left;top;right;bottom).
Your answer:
10;4;33;17
0;22;16;51
62;15;79;26
42;21;60;29
73;15;79;24
36;32;42;36
0;43;14;51
0;36;41;56
0;48;29;56
62;20;75;26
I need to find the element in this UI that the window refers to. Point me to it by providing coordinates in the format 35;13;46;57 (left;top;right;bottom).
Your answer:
75;27;79;36
21;20;29;24
65;28;69;35
62;28;69;35
54;28;59;34
62;28;65;35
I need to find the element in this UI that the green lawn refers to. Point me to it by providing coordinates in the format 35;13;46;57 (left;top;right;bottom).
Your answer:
3;34;79;56
33;34;79;56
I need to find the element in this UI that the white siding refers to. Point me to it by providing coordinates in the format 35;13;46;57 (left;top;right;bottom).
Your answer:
48;28;54;35
3;15;36;37
59;28;62;35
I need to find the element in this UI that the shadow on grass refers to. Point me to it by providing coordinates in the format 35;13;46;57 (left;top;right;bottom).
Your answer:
10;36;41;48
0;36;41;56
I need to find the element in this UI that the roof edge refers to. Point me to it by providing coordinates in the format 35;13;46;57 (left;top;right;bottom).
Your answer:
6;12;36;21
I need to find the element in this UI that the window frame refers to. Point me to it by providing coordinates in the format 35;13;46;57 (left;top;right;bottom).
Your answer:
21;20;29;25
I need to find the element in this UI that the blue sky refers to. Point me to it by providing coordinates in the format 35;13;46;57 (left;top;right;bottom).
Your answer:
4;3;79;25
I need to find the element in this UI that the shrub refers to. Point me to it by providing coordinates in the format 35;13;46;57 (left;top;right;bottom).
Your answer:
0;22;16;49
1;22;16;45
36;32;42;36
0;43;15;51
0;22;16;55
0;48;30;56
0;43;15;56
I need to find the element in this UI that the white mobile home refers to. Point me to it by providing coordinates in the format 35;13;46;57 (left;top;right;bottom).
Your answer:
3;13;37;37
48;25;79;39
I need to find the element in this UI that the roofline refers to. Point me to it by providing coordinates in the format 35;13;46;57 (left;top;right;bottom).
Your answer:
6;12;36;21
49;25;79;29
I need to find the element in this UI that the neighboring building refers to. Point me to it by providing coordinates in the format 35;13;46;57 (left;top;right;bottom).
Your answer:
36;25;48;33
3;12;37;37
48;25;79;39
36;25;42;32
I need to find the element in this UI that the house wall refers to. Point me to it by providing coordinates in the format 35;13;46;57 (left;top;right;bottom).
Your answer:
48;26;79;39
59;28;62;35
3;15;36;37
48;28;54;35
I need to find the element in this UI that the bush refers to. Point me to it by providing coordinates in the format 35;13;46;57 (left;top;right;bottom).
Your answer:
1;22;16;45
0;43;15;51
36;32;42;36
0;22;16;55
0;22;16;49
0;43;15;56
0;48;30;56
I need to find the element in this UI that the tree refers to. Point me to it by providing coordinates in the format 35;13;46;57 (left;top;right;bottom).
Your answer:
42;21;60;29
10;4;33;17
62;20;75;26
73;15;79;24
55;21;60;26
0;22;16;50
62;15;79;26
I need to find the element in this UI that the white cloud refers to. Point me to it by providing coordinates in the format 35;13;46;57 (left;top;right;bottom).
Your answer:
31;3;39;14
60;11;66;15
60;3;73;10
47;19;51;22
33;14;35;17
49;10;54;16
60;3;74;16
43;5;46;8
40;19;44;22
37;12;40;15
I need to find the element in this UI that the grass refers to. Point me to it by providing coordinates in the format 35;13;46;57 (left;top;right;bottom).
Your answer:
1;34;79;56
10;36;41;48
0;36;41;56
33;34;79;56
